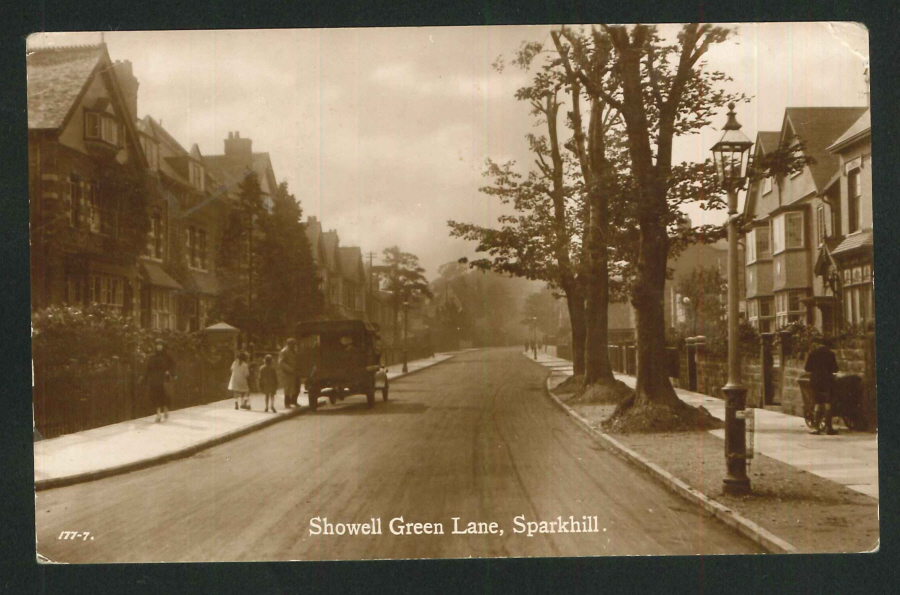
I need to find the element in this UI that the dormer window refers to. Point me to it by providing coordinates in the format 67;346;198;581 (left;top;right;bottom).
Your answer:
140;135;159;171
763;176;773;194
84;111;121;147
189;161;205;192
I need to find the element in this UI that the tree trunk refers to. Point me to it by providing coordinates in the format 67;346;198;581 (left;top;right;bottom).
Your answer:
564;282;586;376
631;220;680;407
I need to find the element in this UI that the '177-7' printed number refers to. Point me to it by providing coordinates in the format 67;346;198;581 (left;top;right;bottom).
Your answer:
58;531;94;541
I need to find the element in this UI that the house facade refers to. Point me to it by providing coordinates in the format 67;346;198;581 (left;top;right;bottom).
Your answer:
742;107;870;336
28;45;150;320
28;44;280;334
825;110;874;330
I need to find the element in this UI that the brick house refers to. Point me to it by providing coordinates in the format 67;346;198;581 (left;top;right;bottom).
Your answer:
136;115;226;331
28;44;151;319
742;107;869;335
823;109;874;329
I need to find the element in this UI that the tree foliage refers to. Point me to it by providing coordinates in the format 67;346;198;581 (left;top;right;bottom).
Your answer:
379;246;433;342
556;24;742;410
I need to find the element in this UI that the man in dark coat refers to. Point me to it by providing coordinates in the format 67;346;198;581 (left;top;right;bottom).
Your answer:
278;338;300;408
805;337;839;435
145;338;176;422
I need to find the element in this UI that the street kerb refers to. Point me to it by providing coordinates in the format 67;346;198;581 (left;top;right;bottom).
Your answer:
537;367;798;554
34;353;458;492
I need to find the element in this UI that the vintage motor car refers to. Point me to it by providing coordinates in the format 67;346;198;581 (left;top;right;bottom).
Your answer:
296;319;388;411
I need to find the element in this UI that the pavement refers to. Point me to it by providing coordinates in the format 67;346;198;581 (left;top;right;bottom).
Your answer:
35;347;761;562
33;352;458;490
531;350;879;500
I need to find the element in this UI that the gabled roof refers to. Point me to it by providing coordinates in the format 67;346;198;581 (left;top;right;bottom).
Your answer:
339;247;365;282
204;151;277;194
27;43;148;169
782;107;868;193
756;131;781;155
827;109;871;153
27;44;106;130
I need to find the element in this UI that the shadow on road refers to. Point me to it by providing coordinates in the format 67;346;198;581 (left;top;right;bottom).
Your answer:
310;400;429;416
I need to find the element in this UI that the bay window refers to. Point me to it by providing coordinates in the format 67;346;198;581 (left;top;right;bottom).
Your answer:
775;290;807;328
772;212;804;254
746;225;771;263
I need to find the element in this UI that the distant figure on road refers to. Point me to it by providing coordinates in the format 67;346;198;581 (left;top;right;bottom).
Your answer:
259;354;279;413
144;338;176;423
805;337;839;435
230;351;251;410
279;338;300;408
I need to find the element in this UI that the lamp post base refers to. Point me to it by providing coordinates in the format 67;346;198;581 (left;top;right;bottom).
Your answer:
722;383;751;495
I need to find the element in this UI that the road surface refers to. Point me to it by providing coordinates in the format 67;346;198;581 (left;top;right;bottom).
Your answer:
36;347;762;562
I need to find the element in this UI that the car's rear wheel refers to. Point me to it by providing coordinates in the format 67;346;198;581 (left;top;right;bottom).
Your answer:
366;387;376;408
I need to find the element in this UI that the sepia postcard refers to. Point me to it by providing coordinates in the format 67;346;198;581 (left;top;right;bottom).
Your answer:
28;23;878;563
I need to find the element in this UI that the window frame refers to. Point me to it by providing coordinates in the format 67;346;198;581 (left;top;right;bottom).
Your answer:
848;168;861;234
816;204;826;246
84;110;121;147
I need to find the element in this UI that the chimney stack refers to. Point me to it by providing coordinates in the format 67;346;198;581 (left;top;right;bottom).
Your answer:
224;130;252;161
111;60;139;120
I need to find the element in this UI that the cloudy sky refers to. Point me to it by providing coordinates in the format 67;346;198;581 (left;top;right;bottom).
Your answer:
28;24;869;276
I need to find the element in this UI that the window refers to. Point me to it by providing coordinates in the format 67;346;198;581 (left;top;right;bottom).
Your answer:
85;181;101;233
69;274;124;310
198;229;207;270
189;161;205;192
140;136;159;171
749;297;775;333
747;225;771;264
848;169;861;233
149;287;174;329
772;212;804;254
816;205;826;246
145;212;165;261
746;230;756;263
185;226;208;271
763;176;773;194
775;289;807;328
84;111;120;146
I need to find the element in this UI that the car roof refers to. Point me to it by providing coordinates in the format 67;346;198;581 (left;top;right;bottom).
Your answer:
295;319;379;337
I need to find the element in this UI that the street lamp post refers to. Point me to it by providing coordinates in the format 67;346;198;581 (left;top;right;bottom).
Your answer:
711;102;754;495
402;301;410;373
532;317;538;360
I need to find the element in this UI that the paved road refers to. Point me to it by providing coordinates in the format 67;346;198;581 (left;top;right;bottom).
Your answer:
35;348;762;562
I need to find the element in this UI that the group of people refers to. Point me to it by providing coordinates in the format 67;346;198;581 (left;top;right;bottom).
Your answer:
228;338;303;413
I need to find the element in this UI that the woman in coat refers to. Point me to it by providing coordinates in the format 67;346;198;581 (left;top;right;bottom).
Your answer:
229;351;251;410
145;339;176;422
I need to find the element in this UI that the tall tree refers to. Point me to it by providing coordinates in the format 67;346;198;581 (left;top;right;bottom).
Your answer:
551;30;624;389
380;246;433;344
559;24;742;413
213;171;265;338
256;182;323;341
449;45;589;375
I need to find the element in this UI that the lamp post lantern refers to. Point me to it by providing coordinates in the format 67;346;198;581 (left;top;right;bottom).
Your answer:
402;301;410;373
710;102;754;495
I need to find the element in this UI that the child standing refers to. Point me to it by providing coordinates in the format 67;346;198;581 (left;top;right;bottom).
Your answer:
259;354;279;413
229;351;251;410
